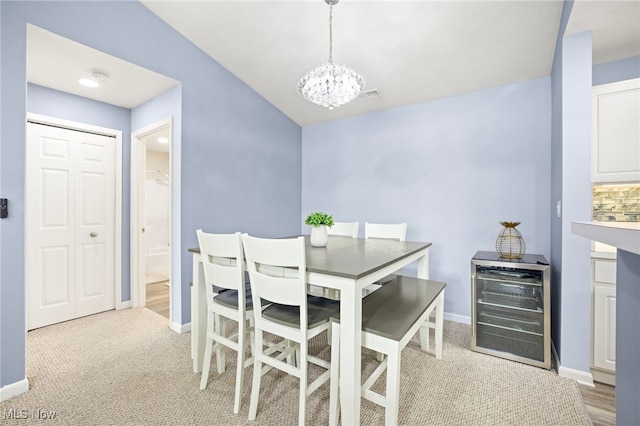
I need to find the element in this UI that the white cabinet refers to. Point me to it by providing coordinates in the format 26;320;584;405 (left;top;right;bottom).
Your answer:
593;285;616;370
592;78;640;183
591;258;616;383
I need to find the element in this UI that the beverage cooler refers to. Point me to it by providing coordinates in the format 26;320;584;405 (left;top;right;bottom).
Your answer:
471;251;551;369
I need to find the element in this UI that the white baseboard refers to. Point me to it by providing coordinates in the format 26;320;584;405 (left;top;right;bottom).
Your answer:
0;378;29;402
171;321;191;334
558;365;594;386
116;300;132;310
445;312;471;325
552;341;594;386
591;368;615;386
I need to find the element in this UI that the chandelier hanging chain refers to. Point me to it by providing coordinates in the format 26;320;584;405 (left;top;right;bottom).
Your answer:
328;5;333;64
296;0;365;109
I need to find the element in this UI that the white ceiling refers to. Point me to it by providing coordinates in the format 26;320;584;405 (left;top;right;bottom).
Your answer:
26;1;640;127
565;0;640;64
26;25;179;110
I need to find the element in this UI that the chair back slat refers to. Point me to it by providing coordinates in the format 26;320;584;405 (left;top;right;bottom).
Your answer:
196;230;245;301
365;222;407;241
249;272;302;307
243;235;305;268
327;221;359;238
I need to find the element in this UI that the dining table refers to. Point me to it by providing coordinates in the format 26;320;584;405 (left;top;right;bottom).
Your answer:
189;235;432;425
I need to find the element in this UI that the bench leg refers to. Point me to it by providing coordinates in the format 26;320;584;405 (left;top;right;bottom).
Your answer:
385;347;401;426
419;321;431;351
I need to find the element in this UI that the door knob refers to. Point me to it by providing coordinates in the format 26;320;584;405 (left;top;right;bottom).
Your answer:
90;231;98;238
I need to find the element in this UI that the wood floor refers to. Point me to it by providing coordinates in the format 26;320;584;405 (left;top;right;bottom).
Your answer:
146;281;170;319
578;381;616;426
143;283;616;425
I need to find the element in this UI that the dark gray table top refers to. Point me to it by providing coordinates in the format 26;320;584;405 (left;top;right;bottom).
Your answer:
190;236;432;280
302;236;431;279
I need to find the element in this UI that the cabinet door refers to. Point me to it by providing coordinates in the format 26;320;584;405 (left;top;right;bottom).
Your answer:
592;78;640;183
593;284;616;372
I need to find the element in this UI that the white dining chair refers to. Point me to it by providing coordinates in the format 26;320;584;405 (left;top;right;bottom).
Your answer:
364;222;407;241
364;222;408;289
242;234;338;424
196;230;254;414
325;221;359;343
327;221;359;238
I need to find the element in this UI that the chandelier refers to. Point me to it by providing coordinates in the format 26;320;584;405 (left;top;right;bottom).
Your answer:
297;0;365;110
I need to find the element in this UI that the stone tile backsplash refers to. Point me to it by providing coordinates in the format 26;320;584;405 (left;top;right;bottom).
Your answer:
593;184;640;222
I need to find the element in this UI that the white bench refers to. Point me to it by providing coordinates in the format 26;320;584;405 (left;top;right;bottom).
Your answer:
329;275;446;425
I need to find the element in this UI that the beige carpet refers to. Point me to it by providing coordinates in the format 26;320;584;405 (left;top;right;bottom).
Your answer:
1;308;591;425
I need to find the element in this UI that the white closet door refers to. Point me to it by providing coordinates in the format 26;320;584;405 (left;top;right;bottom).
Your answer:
26;122;115;329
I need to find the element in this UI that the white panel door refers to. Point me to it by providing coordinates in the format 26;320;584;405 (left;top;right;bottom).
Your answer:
26;122;115;329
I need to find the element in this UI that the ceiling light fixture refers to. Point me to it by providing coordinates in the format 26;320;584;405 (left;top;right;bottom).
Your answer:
157;137;169;144
297;0;365;110
92;71;110;84
78;78;99;88
77;71;109;88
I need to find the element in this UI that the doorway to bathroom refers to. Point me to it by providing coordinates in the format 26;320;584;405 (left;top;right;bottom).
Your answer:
131;118;172;320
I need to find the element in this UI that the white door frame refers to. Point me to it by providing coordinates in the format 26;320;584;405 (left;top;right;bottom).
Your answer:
131;117;172;320
26;113;124;312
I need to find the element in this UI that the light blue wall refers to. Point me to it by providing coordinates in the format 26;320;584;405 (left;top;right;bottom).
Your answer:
560;31;593;374
593;55;640;86
549;0;573;370
131;85;185;322
302;78;551;321
1;0;29;389
27;83;131;132
550;3;638;376
0;1;301;389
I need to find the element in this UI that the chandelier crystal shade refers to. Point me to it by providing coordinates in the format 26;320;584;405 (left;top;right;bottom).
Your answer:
297;0;365;110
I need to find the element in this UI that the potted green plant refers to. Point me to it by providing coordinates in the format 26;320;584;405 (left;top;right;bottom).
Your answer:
305;211;334;247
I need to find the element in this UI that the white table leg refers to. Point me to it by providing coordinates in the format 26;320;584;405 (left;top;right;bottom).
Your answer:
192;254;206;373
340;282;362;426
417;248;430;279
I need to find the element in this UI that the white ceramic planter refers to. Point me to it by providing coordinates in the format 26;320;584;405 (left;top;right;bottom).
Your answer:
310;225;328;247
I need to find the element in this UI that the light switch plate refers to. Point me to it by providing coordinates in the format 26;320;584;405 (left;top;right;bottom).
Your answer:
0;198;7;219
